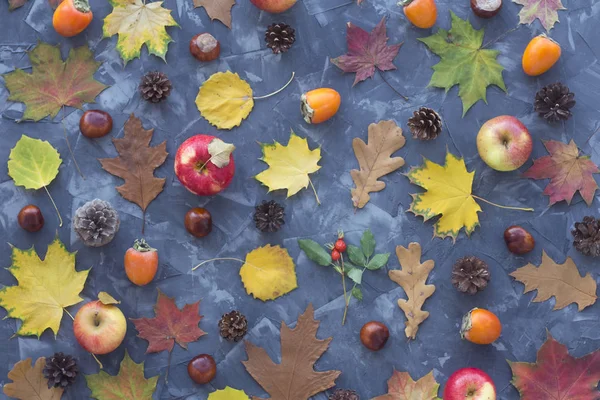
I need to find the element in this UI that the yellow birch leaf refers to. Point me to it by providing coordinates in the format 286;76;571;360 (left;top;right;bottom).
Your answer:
240;245;297;301
208;387;249;400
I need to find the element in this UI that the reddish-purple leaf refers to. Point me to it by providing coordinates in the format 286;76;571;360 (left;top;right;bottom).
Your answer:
524;140;599;206
331;17;402;86
512;0;566;32
509;332;600;399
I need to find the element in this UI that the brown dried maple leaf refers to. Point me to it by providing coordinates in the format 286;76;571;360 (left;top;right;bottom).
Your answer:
372;370;440;400
242;303;341;400
510;251;597;311
3;357;63;400
99;114;167;233
351;120;405;208
193;0;236;29
389;243;435;340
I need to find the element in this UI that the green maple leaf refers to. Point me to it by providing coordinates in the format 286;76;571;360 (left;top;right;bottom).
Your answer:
419;12;506;116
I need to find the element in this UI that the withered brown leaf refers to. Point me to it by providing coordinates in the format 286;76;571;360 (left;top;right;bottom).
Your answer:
351;120;405;208
193;0;236;29
99;114;167;233
3;357;63;400
242;304;341;400
510;251;597;311
389;243;435;340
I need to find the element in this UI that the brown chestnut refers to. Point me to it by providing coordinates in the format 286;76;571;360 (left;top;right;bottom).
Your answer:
187;354;216;384
80;110;113;138
360;321;389;351
504;225;535;254
471;0;502;18
185;207;212;238
190;33;220;62
18;205;44;232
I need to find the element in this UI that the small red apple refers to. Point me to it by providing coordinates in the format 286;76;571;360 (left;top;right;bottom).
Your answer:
250;0;296;13
444;368;496;400
174;135;235;196
73;300;127;355
476;115;532;172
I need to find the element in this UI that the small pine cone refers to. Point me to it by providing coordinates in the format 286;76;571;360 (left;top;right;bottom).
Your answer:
254;200;285;232
265;23;296;54
218;310;248;342
43;353;78;389
572;216;600;257
534;82;575;123
407;107;442;140
452;256;490;295
329;389;360;400
139;71;172;103
73;199;120;247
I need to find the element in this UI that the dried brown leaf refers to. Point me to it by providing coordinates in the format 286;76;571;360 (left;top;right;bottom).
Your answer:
3;357;63;400
351;120;405;208
389;243;435;339
193;0;235;29
372;370;440;400
510;251;597;311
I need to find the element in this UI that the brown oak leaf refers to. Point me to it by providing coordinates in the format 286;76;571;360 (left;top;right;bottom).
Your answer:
242;303;341;400
3;357;63;400
99;114;167;233
510;251;597;311
372;370;440;400
389;243;435;340
350;120;405;208
193;0;236;29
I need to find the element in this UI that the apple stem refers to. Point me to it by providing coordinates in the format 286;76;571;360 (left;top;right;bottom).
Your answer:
191;257;246;271
253;72;295;100
472;195;534;212
44;185;63;227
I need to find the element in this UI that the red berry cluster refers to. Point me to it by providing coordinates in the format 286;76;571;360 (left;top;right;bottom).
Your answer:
331;233;346;261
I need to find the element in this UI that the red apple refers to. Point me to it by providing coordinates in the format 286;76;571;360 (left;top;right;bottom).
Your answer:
73;300;127;355
174;135;235;196
476;115;532;172
250;0;296;13
444;368;496;400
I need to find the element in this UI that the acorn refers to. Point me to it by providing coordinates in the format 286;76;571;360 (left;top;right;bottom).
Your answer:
471;0;502;18
190;33;220;62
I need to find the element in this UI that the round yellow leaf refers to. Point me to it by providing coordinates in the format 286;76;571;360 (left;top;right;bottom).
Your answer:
240;245;297;301
195;71;254;130
208;387;249;400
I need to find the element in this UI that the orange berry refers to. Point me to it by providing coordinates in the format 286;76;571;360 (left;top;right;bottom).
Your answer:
460;308;502;345
52;0;93;37
401;0;437;29
124;239;158;286
301;88;341;124
522;34;561;76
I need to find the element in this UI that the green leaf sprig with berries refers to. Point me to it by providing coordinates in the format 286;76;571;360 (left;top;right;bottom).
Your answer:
298;230;389;325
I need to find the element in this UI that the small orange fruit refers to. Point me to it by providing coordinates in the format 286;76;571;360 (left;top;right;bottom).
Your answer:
400;0;437;29
522;34;561;76
124;239;158;286
460;308;502;345
301;88;341;124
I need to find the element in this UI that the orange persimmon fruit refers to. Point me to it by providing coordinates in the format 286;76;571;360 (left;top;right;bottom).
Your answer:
52;0;93;38
460;308;502;345
400;0;437;29
124;239;158;286
522;34;561;76
301;88;341;124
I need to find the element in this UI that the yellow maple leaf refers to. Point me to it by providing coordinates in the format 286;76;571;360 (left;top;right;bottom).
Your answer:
103;0;179;64
240;245;297;301
208;386;249;400
256;131;322;204
0;237;89;337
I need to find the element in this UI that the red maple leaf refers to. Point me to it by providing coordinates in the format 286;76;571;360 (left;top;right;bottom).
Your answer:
509;332;600;399
131;290;205;353
331;17;402;86
524;140;599;206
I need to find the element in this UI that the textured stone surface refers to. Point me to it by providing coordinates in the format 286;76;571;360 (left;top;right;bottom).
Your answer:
1;0;599;398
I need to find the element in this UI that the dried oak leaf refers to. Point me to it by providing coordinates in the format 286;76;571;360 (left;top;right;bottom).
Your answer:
193;0;236;29
131;289;206;353
242;303;341;400
510;251;597;311
4;357;63;400
389;243;435;340
2;42;107;121
509;331;600;399
351;120;406;208
513;0;566;31
524;140;599;206
331;17;402;86
372;370;440;400
99;114;167;233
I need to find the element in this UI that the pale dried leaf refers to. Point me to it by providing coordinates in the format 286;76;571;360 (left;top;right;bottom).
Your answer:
3;357;63;400
207;138;235;168
193;0;236;28
372;370;440;400
98;291;120;305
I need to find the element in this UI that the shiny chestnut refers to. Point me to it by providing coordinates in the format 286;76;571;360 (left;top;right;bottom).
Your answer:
360;321;389;351
18;205;44;232
187;354;216;384
189;33;220;62
185;207;212;238
80;110;113;138
504;225;535;254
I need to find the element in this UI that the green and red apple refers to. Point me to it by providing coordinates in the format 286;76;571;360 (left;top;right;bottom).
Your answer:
73;300;127;355
250;0;296;13
476;116;532;172
444;367;496;400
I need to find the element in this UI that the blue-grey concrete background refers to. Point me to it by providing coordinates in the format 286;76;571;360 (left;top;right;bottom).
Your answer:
1;0;599;398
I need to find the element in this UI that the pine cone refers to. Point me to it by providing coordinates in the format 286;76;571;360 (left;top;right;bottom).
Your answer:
139;71;172;103
73;199;120;247
407;107;442;140
534;82;575;123
43;353;78;389
265;23;296;54
452;256;490;295
254;200;285;232
218;310;248;342
572;216;600;257
330;389;360;400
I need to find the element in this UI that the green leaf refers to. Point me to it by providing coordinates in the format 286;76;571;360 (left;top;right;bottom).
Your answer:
366;253;390;270
418;12;506;116
347;268;363;284
351;286;363;301
360;229;376;258
8;135;61;190
348;245;366;266
298;239;331;267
